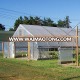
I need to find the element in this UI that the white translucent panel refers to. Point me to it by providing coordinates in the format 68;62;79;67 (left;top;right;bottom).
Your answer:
58;48;73;63
45;27;76;36
15;42;27;57
38;49;50;59
38;42;50;47
4;42;9;58
78;37;80;46
30;42;39;60
33;42;39;60
4;42;15;58
15;24;80;37
15;42;27;47
48;42;59;47
9;42;15;58
37;42;59;48
58;42;74;47
13;25;33;37
20;25;51;36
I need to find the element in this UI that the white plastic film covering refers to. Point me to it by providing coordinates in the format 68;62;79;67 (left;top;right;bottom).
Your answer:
9;42;15;58
38;48;50;59
15;42;27;57
58;48;73;63
13;24;80;47
4;42;9;58
4;42;15;58
30;42;39;60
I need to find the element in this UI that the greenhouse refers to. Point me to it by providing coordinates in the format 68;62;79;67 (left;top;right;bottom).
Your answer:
3;24;80;63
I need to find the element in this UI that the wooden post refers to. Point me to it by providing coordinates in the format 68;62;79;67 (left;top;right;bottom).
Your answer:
76;26;79;66
28;42;30;60
2;42;4;57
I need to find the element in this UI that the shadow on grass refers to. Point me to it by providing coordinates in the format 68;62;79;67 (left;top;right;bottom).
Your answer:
63;76;80;80
0;75;17;79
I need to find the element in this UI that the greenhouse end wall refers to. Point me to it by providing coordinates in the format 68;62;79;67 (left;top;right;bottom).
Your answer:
4;42;15;58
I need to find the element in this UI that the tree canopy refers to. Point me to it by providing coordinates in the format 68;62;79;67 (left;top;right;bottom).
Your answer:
57;16;71;28
0;24;5;31
9;16;71;31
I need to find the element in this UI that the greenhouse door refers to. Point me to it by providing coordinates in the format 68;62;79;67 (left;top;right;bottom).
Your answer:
9;42;15;58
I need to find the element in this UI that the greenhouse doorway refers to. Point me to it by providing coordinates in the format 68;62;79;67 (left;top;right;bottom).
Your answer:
15;42;28;59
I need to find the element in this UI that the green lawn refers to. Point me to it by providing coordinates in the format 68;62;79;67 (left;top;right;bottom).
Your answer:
0;54;80;80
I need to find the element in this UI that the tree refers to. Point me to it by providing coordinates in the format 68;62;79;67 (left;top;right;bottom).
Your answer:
57;16;71;28
9;16;71;31
65;16;71;28
0;24;5;31
14;16;23;30
43;18;57;27
9;28;14;31
57;20;65;27
47;18;53;26
34;16;42;25
23;16;29;24
28;16;35;25
42;18;48;26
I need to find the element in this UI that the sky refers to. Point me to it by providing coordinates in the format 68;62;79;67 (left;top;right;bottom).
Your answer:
0;0;80;30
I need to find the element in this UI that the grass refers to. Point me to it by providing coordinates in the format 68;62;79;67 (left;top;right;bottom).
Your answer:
0;54;80;80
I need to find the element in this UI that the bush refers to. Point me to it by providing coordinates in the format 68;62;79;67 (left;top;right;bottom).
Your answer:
49;51;58;59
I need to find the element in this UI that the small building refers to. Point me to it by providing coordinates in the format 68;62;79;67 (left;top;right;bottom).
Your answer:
3;24;80;61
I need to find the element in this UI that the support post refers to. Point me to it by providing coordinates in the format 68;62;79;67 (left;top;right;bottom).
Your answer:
28;42;30;60
76;26;79;66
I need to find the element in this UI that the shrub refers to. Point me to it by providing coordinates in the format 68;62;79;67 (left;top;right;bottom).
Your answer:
49;51;58;59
